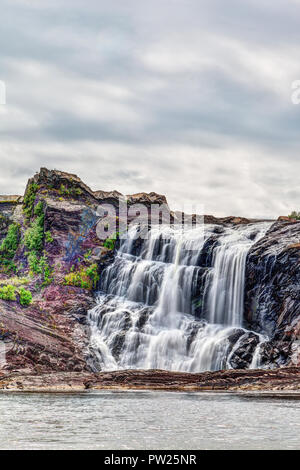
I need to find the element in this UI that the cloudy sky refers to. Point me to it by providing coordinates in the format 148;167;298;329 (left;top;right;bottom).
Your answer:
0;0;299;218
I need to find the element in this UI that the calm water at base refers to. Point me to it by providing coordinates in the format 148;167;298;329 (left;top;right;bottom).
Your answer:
0;391;299;450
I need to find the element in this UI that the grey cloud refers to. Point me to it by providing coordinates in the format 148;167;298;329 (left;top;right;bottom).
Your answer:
0;0;299;217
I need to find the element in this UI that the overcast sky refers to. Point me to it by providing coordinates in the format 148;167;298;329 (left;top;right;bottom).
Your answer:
0;0;299;217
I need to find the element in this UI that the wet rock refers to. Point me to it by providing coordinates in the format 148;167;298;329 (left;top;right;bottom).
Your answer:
111;332;127;360
135;307;152;330
244;220;300;366
227;331;260;369
196;236;219;267
245;221;300;339
1;367;299;392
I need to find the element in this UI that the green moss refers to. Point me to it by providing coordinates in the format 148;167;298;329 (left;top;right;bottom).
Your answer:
0;223;20;259
103;232;119;250
59;184;83;198
0;193;54;290
39;253;53;286
28;252;41;275
19;287;32;306
0;285;16;301
24;214;45;253
45;231;54;244
34;200;44;217
0;276;29;287
85;264;99;287
23;183;39;220
83;249;92;260
28;251;52;285
0;200;18;204
0;284;32;306
289;211;300;220
0;223;20;273
24;203;53;286
64;263;99;290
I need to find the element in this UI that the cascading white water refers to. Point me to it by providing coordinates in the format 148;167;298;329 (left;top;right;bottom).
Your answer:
88;222;271;372
206;225;267;326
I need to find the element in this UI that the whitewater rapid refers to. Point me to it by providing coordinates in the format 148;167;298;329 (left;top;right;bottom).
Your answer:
87;222;271;372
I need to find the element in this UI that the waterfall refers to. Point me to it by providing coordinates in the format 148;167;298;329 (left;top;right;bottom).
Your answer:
206;225;266;326
87;222;271;372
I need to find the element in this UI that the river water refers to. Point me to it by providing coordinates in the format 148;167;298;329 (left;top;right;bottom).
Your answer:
0;391;299;450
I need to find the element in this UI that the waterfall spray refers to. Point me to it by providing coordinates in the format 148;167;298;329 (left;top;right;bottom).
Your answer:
88;222;271;372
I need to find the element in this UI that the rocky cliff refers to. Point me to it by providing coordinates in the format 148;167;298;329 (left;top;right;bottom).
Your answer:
0;168;299;380
0;168;171;374
245;220;300;367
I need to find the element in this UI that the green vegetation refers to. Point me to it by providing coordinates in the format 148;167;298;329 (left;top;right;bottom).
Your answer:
0;276;29;287
64;263;99;290
45;231;54;244
34;201;44;217
0;177;100;304
0;184;57;301
24;202;53;285
0;285;16;301
39;253;53;286
85;264;99;287
27;252;41;274
0;223;20;259
83;249;92;260
103;232;119;250
59;184;82;198
0;284;32;306
24;214;45;253
289;211;300;220
0;223;20;273
19;287;32;306
23;183;39;220
27;249;52;285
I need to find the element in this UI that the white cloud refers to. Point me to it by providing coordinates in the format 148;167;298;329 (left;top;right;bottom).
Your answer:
0;137;298;219
0;0;299;218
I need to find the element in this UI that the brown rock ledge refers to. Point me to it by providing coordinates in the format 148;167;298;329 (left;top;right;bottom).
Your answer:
0;367;299;393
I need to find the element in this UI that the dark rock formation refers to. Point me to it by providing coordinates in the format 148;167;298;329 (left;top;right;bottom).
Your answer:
127;192;168;207
227;331;260;369
0;195;22;219
245;220;300;367
0;212;11;242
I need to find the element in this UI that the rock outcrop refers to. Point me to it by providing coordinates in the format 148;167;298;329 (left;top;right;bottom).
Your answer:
0;169;174;374
0;368;299;392
0;196;22;220
245;220;300;367
0;168;299;384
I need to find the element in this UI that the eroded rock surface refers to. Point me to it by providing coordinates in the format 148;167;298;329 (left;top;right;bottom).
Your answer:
0;169;176;375
245;220;300;366
0;368;299;392
0;168;299;385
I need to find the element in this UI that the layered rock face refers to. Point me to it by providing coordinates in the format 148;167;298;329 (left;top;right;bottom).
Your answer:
0;196;22;242
0;169;169;374
245;220;300;367
0;196;22;220
0;168;299;378
1;367;299;392
0;171;102;373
